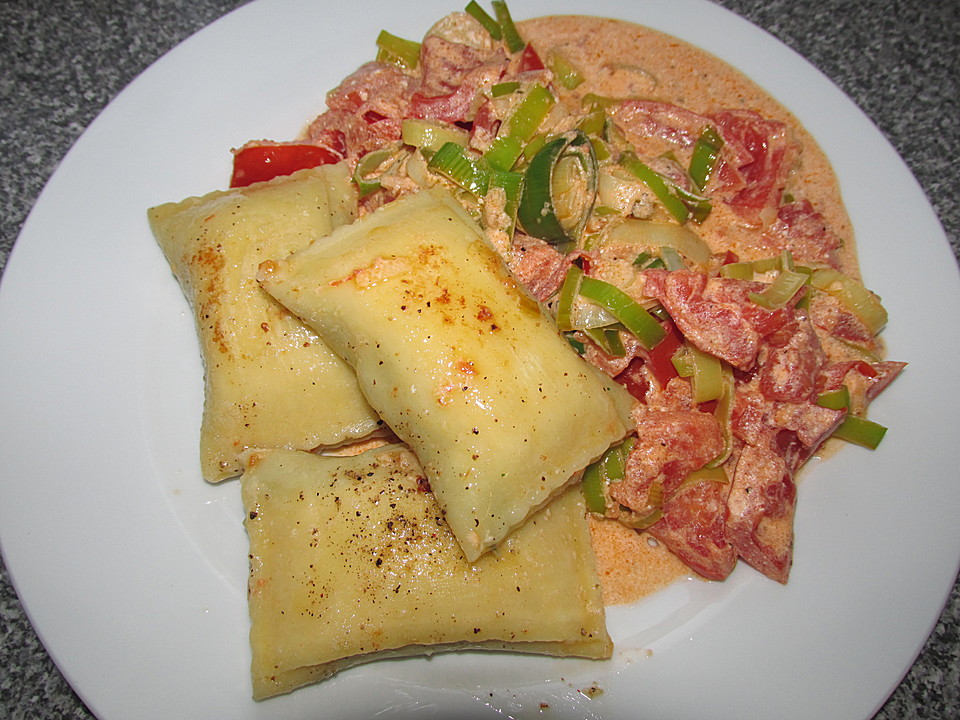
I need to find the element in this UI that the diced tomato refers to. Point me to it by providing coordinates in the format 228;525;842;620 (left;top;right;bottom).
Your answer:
758;316;824;403
518;43;545;72
614;357;649;400
610;409;724;515
643;269;762;371
708;110;799;227
855;360;878;378
470;99;501;147
418;35;491;97
612;99;709;148
408;55;507;124
698;399;719;414
764;199;841;268
726;443;796;583
408;82;478;123
648;480;736;581
643;322;682;388
362;110;388;124
229;144;341;188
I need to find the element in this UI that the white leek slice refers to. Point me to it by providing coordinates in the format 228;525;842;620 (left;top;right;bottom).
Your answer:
604;217;712;268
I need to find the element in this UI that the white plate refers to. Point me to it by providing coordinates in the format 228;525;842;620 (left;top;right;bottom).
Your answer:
1;0;957;718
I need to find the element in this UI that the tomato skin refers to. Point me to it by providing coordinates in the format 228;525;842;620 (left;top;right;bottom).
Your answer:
518;43;544;72
615;357;649;401
855;360;878;378
644;322;683;388
229;144;341;187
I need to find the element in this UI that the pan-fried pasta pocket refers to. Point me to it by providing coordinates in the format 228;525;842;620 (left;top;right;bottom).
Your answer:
241;445;611;700
258;188;634;560
148;165;381;481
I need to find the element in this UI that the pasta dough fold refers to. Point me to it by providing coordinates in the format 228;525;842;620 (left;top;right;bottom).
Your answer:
148;166;381;481
241;445;612;699
258;189;633;559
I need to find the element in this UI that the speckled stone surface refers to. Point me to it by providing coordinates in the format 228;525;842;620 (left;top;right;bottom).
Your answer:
0;0;957;718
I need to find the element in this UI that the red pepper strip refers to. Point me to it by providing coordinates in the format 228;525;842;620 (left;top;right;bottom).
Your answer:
230;144;341;188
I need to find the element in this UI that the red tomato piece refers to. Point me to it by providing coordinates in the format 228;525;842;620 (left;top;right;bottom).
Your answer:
614;357;649;401
643;322;682;388
229;144;340;188
518;43;544;72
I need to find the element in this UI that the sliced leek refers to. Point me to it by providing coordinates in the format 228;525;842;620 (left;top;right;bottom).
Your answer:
483;134;524;171
748;270;808;310
604;218;713;268
375;30;421;69
577;107;606;137
817;386;851;411
554;264;583;332
491;81;520;97
580;459;608;514
633;251;666;270
832;415;887;449
505;84;556;143
464;0;502;40
581;93;622;111
705;363;736;468
547;49;585;90
689;125;724;192
672;343;723;403
817;386;887;449
492;0;525;53
517;130;598;245
584;326;626;357
353;144;402;197
488;168;524;231
810;268;888;335
720;261;754;280
581;436;636;515
617;482;664;530
620;151;690;224
688;345;724;404
428;142;489;195
676;465;729;494
578;275;666;349
401;119;469;153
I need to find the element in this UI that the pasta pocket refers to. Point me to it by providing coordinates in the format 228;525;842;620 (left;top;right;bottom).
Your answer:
241;445;611;699
148;165;381;481
258;189;633;559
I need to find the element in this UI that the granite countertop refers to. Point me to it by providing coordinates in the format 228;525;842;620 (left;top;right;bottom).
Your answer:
1;0;957;717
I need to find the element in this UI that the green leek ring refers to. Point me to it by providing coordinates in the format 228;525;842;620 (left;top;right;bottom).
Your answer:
517;130;598;246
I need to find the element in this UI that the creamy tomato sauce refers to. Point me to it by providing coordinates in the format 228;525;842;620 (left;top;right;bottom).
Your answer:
233;10;901;604
589;516;690;604
519;15;861;604
520;15;858;276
